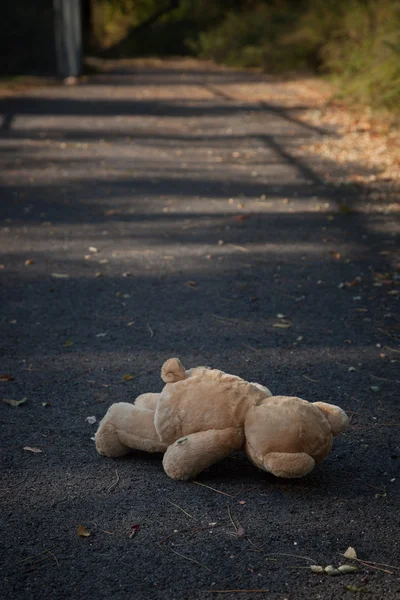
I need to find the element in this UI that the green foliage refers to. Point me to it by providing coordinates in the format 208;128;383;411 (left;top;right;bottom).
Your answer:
91;0;400;112
194;0;400;111
315;0;400;110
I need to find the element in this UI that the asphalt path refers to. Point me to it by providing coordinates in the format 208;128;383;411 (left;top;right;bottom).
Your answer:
0;60;399;600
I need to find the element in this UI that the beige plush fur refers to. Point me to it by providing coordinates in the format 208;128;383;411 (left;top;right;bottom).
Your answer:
95;358;349;480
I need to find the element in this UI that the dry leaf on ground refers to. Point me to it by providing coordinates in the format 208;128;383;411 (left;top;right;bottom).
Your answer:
77;524;91;537
23;446;42;453
236;525;246;537
2;397;27;407
344;546;357;559
0;374;15;382
129;524;140;538
273;322;292;329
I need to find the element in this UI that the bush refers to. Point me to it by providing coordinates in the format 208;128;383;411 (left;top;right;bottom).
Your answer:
194;0;400;111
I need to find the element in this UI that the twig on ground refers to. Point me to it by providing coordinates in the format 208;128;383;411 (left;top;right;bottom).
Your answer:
206;590;269;594
264;552;317;564
146;322;154;337
302;375;319;383
193;481;235;497
370;374;398;383
107;470;120;492
227;505;238;534
46;549;59;567
228;244;250;253
384;346;400;354
167;500;196;520
160;543;212;571
211;314;239;324
246;537;266;552
338;553;398;574
15;549;50;565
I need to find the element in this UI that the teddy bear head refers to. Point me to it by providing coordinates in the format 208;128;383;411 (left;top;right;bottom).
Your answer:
243;395;349;477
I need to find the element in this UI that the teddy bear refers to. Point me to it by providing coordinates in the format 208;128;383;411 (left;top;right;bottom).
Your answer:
95;358;349;480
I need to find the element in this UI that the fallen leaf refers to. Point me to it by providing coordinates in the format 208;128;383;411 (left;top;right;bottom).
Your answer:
273;322;292;329
89;247;98;253
23;446;42;453
232;215;250;223
2;397;27;407
236;524;246;537
129;524;140;538
238;500;246;505
348;366;356;372
95;271;104;278
85;416;97;425
325;565;341;576
77;524;90;537
369;385;380;392
42;402;51;407
0;374;15;382
123;374;133;381
64;340;73;347
338;565;358;574
51;273;69;279
344;585;368;593
185;281;198;288
344;547;357;559
96;332;108;337
24;259;34;266
310;565;324;573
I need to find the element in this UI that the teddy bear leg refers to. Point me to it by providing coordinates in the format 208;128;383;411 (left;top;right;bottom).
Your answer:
162;427;244;481
263;452;315;478
95;402;167;457
95;421;132;457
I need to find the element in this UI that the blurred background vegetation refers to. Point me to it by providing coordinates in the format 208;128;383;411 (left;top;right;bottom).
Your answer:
2;1;399;112
86;0;400;112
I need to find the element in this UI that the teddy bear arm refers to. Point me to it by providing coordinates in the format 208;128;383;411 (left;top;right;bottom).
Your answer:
313;402;349;436
95;403;167;456
162;427;244;481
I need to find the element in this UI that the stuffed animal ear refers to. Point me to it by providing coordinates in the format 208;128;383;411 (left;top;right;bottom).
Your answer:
313;401;349;436
161;358;187;383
